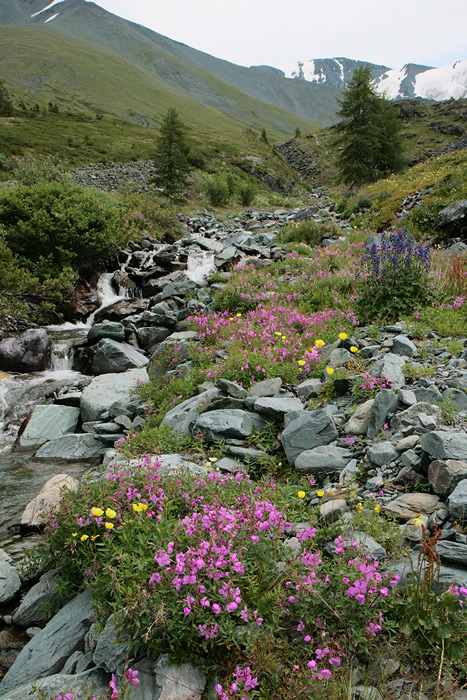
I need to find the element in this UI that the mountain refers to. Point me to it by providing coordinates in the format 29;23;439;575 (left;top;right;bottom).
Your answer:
0;0;341;127
282;57;467;101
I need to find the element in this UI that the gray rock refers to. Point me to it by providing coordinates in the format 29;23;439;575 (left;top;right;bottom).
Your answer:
81;368;149;423
0;589;95;695
328;347;352;366
382;493;440;522
397;388;417;406
281;409;338;465
161;389;221;435
295;445;352;473
399;449;420;469
192;409;266;443
325;531;386;560
87;322;125;343
248;377;282;397
0;329;48;373
443;388;467;411
0;669;107;700
428;460;467;497
91;339;148;374
21;474;79;527
447;479;467;522
371;353;406;389
414;385;443;403
354;686;383;700
0;550;21;604
128;654;206;700
227;446;267;462
18;405;80;450
367;389;398;439
436;541;467;568
34;434;106;461
344;399;373;435
396;435;420;451
436;199;467;237
296;378;322;400
93;611;134;673
13;570;71;627
391;335;416;357
421;430;467;460
253;397;303;421
148;331;198;378
319;498;348;523
390;402;442;432
136;326;171;350
367;442;399;467
215;378;248;400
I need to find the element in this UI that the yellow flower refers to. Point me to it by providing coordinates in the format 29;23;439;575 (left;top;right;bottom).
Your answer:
297;490;306;499
229;317;234;321
91;507;104;517
282;335;287;341
91;535;100;542
317;490;324;497
298;360;306;366
326;367;334;375
72;532;77;537
105;522;114;530
339;333;348;340
209;457;218;463
316;339;325;347
216;467;220;472
105;507;117;519
204;461;211;468
350;346;359;353
275;331;282;336
80;534;89;541
350;492;356;498
356;503;364;512
236;313;242;318
278;462;282;467
328;490;334;496
374;504;381;514
413;514;424;527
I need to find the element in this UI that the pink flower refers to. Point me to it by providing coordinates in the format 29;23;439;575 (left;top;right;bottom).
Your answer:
125;669;139;686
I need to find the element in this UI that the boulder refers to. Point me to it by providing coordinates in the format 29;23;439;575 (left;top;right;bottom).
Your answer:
344;399;373;435
390;402;442;432
319;499;348;523
295;445;352;473
248;377;282;397
215;378;248;400
391;335;416;358
17;405;81;450
13;570;71;627
128;654;206;700
34;434;106;462
367;442;399;467
371;353;406;389
21;474;78;526
382;493;440;522
192;410;266;443
93;298;147;324
0;669;107;700
93;611;134;673
436;541;467;568
80;368;149;423
367;389;398;439
281;410;338;465
148;332;198;378
0;550;21;605
0;589;95;695
91;339;148;374
447;479;467;522
0;329;48;373
161;389;221;435
436;200;467;238
253;397;303;421
421;431;467;461
87;322;125;343
428;460;467;497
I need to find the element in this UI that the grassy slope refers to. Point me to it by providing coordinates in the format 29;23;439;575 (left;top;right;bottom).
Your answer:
0;26;318;139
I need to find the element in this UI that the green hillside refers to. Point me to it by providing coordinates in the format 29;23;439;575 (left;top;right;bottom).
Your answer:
0;26;318;140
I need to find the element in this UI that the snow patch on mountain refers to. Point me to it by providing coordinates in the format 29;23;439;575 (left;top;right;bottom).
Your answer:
413;60;467;100
31;1;63;18
44;12;59;23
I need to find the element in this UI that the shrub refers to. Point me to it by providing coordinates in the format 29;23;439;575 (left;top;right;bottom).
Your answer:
238;181;257;207
204;174;230;207
14;153;65;185
0;180;127;278
278;220;339;247
121;194;183;243
356;228;437;322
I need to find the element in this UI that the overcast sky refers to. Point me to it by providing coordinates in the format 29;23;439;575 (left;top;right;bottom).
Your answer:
49;0;467;70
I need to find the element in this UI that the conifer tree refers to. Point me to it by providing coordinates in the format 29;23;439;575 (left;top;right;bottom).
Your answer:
153;108;191;197
331;65;405;186
0;80;14;117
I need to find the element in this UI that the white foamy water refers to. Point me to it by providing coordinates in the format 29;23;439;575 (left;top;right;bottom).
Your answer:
186;250;216;283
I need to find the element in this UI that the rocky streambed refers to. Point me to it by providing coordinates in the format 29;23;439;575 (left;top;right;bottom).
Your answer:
0;206;466;698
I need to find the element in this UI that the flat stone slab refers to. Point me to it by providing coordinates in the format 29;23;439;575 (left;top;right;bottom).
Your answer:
34;434;106;462
0;669;108;700
92;339;148;374
421;431;467;461
295;445;352;473
428;460;467;497
447;479;467;522
161;389;221;436
391;402;442;432
129;653;206;700
0;589;95;695
13;570;71;627
81;368;149;423
248;377;282;397
0;549;21;605
253;397;303;421
18;405;81;450
344;399;373;435
281;409;338;465
192;409;266;443
382;493;440;523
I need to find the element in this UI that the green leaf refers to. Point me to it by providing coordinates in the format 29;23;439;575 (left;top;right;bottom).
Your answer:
437;624;452;639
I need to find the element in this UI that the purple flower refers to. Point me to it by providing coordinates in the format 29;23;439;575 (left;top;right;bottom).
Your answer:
125;668;139;686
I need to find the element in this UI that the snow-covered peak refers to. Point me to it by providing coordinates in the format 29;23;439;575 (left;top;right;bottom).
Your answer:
283;57;467;101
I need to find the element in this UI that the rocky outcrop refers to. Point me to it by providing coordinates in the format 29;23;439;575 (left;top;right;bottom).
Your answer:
0;329;48;373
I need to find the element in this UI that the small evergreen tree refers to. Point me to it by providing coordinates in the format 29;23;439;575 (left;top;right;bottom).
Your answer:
261;127;268;143
153;108;192;197
331;65;405;186
295;127;301;138
0;80;14;117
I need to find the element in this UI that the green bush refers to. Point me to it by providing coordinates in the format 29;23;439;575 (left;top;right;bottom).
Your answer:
278;220;339;247
409;200;448;234
238;181;257;207
14;153;65;185
0;181;127;278
122;194;183;243
204;174;230;207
